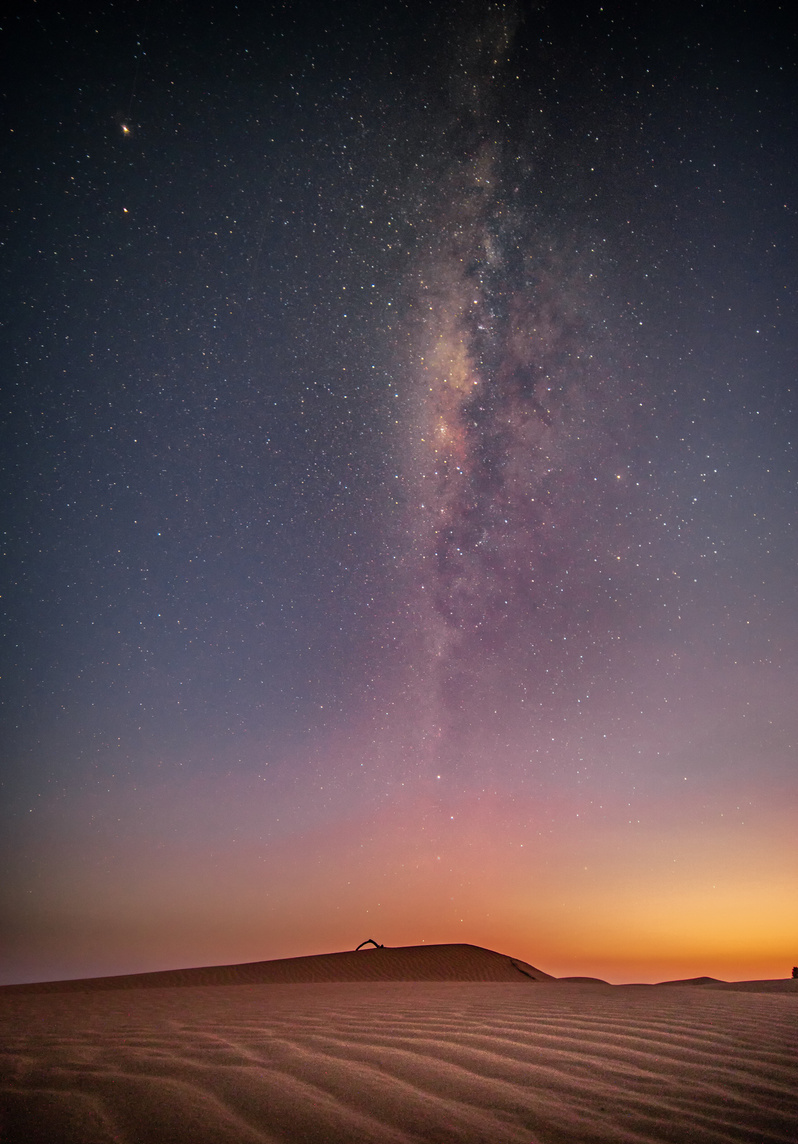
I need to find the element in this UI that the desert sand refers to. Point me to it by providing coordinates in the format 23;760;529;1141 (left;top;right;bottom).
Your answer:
1;944;795;1143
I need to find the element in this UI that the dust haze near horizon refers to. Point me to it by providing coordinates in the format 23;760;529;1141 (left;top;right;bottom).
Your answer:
1;0;796;986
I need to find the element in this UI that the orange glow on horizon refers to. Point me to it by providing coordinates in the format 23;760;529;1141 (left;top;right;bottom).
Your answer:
5;768;794;987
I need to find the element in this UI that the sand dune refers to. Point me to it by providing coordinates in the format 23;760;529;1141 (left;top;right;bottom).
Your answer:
1;950;796;1143
0;943;552;993
656;975;725;986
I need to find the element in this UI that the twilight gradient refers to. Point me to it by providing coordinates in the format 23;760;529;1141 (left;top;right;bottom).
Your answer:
1;0;796;985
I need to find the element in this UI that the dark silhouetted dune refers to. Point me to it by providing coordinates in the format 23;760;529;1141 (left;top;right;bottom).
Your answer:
0;943;553;993
656;975;724;985
703;977;798;993
555;975;610;984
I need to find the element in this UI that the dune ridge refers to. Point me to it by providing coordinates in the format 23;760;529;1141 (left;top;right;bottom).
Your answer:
0;943;553;994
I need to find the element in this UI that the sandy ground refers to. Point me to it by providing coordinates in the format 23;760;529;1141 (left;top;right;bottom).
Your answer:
1;949;795;1143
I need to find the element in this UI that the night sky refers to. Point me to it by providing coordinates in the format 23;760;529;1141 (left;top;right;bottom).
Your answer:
2;0;796;986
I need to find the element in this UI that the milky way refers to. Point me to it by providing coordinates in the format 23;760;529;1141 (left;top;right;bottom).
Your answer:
410;173;623;679
397;21;646;771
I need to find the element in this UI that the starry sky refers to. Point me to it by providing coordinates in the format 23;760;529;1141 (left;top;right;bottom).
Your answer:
2;0;796;986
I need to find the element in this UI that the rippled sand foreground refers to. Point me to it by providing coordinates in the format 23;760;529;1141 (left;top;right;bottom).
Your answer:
1;973;796;1142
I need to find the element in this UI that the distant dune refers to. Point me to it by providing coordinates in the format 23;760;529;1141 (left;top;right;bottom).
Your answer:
555;975;611;984
656;975;724;985
630;976;798;992
0;943;554;993
700;977;798;993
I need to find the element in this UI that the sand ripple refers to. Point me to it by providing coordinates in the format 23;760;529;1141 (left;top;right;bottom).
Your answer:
1;982;796;1143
